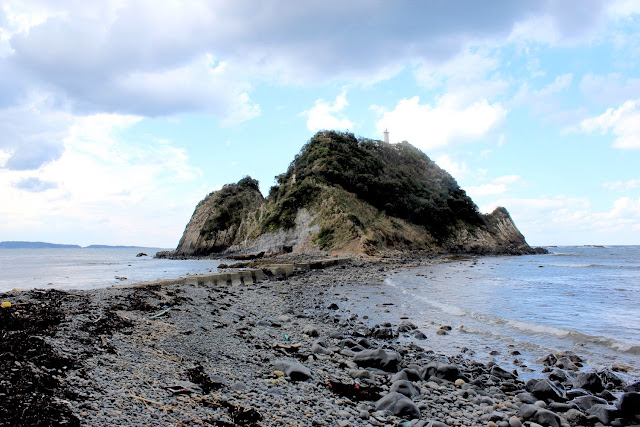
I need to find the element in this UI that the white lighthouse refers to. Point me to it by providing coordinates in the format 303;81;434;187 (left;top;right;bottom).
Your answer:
383;129;389;143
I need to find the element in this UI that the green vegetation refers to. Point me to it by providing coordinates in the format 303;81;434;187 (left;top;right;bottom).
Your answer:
314;227;334;249
187;130;505;255
263;130;483;241
199;177;262;244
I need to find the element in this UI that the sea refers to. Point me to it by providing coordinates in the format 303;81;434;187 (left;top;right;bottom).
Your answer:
1;245;638;381
0;247;225;292
337;245;640;382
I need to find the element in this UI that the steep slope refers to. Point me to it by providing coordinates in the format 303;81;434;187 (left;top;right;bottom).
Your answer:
170;177;264;256
164;131;542;257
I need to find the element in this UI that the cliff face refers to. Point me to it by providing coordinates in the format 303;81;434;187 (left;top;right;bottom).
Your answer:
172;177;264;256
443;207;542;255
165;131;542;257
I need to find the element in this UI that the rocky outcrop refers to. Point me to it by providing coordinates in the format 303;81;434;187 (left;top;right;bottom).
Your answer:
227;208;320;255
162;131;544;258
170;177;264;257
443;207;543;255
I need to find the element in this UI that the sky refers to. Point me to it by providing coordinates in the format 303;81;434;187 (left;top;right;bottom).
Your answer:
1;1;640;248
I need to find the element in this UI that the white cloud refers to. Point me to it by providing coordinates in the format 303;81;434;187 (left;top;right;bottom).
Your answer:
1;0;621;119
493;175;520;184
376;96;506;151
414;49;508;104
0;93;72;170
0;112;203;246
507;1;608;46
580;73;640;106
607;0;640;17
603;179;640;192
468;183;510;197
580;99;640;148
434;155;468;180
303;91;353;132
466;175;520;198
512;73;573;111
480;195;640;245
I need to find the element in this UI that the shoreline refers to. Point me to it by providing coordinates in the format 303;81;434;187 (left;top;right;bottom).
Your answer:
1;257;639;426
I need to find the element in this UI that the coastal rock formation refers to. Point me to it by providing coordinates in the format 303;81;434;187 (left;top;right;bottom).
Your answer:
443;207;543;255
171;177;264;256
163;131;543;257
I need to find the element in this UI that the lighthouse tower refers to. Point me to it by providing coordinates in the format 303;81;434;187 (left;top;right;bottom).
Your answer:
383;129;389;143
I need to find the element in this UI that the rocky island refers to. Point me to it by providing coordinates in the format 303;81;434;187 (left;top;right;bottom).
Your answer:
160;131;544;259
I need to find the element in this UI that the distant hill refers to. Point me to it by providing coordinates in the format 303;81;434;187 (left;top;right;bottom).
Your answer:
0;241;81;249
0;242;149;249
84;245;145;249
162;131;545;257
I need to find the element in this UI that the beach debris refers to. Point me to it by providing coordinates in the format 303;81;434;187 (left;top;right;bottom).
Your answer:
130;394;164;406
149;305;172;318
327;379;382;401
272;342;302;353
1;301;11;308
186;365;226;393
302;325;319;337
115;276;128;281
163;380;201;395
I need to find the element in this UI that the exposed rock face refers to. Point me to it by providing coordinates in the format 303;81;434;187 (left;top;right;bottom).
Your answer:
171;177;264;257
163;131;543;257
227;208;319;255
444;207;542;255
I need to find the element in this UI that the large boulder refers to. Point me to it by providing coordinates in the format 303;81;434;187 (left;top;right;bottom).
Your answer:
571;395;607;412
517;404;562;427
390;380;420;398
352;349;402;372
573;371;604;393
375;392;420;419
617;392;640;418
532;378;566;402
588;404;620;425
273;360;312;382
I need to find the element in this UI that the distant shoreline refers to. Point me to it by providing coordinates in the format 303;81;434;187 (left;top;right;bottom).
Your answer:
0;241;161;249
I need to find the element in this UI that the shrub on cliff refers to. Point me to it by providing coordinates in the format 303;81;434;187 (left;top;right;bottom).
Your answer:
264;131;483;241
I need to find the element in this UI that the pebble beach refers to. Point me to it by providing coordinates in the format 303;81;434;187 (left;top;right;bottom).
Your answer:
1;256;639;427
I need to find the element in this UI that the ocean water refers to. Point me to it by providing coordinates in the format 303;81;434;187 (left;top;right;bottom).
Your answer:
0;248;225;292
339;246;640;381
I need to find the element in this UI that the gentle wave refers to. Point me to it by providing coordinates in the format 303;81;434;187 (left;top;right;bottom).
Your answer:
544;263;595;268
386;277;468;316
542;262;640;270
389;274;640;357
506;319;640;354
